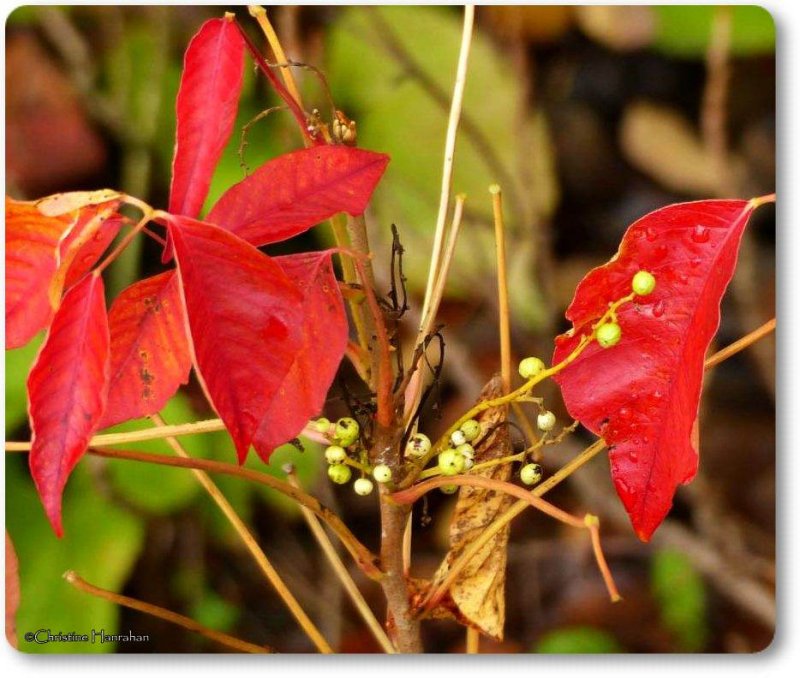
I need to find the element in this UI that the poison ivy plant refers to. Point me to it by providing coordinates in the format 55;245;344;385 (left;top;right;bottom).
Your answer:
554;199;761;540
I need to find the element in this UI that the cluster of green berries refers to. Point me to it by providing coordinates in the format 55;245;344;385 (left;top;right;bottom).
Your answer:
594;270;657;349
317;416;394;497
434;419;482;494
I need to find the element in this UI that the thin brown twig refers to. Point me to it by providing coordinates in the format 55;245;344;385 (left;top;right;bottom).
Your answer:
703;317;776;370
64;571;272;653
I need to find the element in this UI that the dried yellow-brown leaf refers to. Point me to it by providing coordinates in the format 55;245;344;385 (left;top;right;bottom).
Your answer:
430;377;515;640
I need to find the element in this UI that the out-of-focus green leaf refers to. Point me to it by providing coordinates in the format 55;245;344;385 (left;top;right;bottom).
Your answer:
325;6;556;329
7;456;145;654
101;394;208;514
534;626;623;654
247;438;323;517
190;589;239;634
651;549;708;652
5;333;43;434
653;6;775;58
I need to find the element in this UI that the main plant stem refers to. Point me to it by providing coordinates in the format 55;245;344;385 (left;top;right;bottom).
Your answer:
378;492;422;652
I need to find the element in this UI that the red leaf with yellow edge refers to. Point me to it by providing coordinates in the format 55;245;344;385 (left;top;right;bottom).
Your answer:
552;199;759;541
27;273;110;536
252;251;348;459
205;146;390;247
100;271;191;429
166;215;304;462
5;197;121;348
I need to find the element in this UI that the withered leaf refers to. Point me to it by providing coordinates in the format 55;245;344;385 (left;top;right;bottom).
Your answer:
430;376;515;640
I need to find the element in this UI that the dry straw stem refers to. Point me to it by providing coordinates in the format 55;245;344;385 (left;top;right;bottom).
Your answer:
286;468;396;653
149;414;334;654
406;5;475;423
64;570;272;654
491;184;512;394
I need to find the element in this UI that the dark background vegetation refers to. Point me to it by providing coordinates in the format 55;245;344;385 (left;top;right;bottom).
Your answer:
5;5;775;653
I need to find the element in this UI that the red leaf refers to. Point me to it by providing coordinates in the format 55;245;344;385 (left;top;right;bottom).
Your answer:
168;17;245;221
205;146;389;247
163;16;244;263
252;251;348;459
100;271;191;429
167;215;304;462
5;197;120;348
6;198;66;348
61;211;124;289
27;273;110;536
552;199;756;541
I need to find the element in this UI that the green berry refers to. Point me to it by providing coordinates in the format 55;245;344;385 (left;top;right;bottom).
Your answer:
324;445;347;464
373;464;393;483
537;411;556;432
596;322;622;348
334;417;360;446
519;356;546;379
460;419;481;442
520;463;543;486
313;417;331;434
405;433;431;458
328;464;352;485
440;484;458;495
456;443;475;459
632;270;656;296
450;429;467;447
353;478;374;496
438;449;466;476
463;457;474;470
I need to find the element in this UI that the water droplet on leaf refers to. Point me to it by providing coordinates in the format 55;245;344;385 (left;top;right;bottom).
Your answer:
691;225;710;243
652;300;666;317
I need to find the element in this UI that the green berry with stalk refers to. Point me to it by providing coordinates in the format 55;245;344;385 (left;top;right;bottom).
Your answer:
405;433;431;458
596;322;622;348
354;478;374;496
324;445;347;464
632;270;656;296
537;411;556;432
520;463;543;486
519;356;546;379
460;419;481;442
334;417;360;446
328;464;352;485
438;449;466;476
373;464;393;484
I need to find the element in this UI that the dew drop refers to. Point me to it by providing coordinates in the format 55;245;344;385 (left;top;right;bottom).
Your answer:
645;227;657;242
628;449;639;462
652;300;666;317
619;407;630;418
690;257;702;268
691;225;710;243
